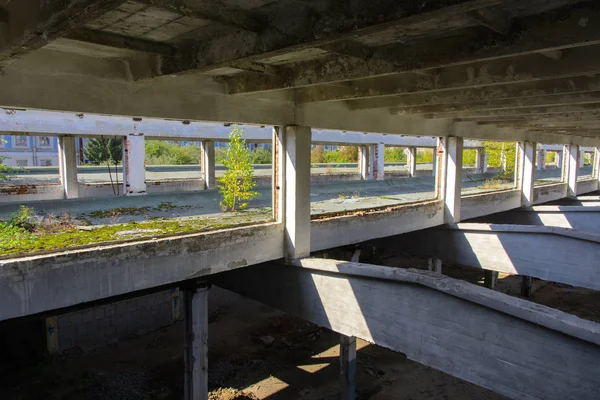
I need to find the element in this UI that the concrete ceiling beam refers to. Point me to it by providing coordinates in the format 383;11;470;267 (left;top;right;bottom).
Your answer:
0;0;128;63
158;0;507;76
65;28;175;56
224;7;600;95
414;103;600;119
136;0;263;32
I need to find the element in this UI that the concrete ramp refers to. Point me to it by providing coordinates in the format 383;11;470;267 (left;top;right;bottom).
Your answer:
475;205;600;233
393;223;600;291
213;259;600;400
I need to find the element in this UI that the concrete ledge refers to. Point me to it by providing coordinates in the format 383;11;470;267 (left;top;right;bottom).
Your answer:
310;200;444;252
533;183;567;204
577;179;599;196
460;189;521;221
0;222;283;321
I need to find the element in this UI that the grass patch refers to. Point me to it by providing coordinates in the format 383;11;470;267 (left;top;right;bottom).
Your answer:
0;206;272;258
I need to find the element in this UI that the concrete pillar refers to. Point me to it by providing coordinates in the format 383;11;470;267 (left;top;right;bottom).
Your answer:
58;136;79;199
358;145;370;180
500;150;507;172
475;148;486;174
284;126;312;262
123;134;146;195
428;258;442;274
272;127;285;222
441;137;463;224
521;276;533;298
536;149;547;170
372;143;385;180
484;270;498;290
184;284;209;400
45;316;59;355
557;151;563;169
405;147;417;177
594;148;600;184
565;144;579;198
431;149;437;177
579;150;585;168
340;334;357;400
368;146;375;180
200;140;216;190
519;141;536;207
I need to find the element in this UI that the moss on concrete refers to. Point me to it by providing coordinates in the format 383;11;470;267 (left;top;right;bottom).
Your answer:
0;210;272;258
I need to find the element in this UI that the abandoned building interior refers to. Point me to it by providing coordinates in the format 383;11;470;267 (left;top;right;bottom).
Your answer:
2;0;600;399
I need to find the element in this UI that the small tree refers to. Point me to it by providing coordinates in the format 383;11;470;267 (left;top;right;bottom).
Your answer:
218;127;260;211
311;145;326;163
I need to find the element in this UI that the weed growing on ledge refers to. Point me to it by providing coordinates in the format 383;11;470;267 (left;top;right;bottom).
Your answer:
0;206;272;258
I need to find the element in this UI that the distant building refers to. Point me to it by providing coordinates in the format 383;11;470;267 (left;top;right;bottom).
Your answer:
0;135;59;167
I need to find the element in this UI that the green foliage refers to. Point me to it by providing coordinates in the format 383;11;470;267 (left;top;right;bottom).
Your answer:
311;145;326;163
0;139;16;181
248;147;272;164
384;147;407;162
84;138;123;165
218;127;260;211
416;149;434;163
145;141;200;165
463;149;477;166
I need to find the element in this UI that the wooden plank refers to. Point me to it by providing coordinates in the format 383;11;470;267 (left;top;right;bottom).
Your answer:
394;223;600;291
0;0;127;62
212;259;600;400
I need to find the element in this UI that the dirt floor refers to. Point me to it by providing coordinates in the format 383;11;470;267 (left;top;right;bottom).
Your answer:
1;248;599;400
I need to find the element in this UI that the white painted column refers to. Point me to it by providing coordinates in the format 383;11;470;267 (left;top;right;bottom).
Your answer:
123;134;146;195
272;127;285;222
536;149;547;170
340;334;357;400
441;137;463;224
405;147;417;177
519;141;536;207
368;145;375;180
184;284;209;400
594;147;600;186
358;145;369;180
58;136;79;199
284;126;312;261
557;151;563;170
373;143;385;180
565;144;579;198
579;150;585;168
431;148;437;177
200;140;216;190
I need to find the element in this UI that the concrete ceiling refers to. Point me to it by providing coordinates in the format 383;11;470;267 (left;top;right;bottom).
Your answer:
1;0;600;144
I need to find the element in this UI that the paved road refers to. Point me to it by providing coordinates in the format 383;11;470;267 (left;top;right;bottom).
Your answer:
2;166;591;224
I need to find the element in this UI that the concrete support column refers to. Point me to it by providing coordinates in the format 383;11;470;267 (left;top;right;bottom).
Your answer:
431;148;437;177
123;134;146;195
440;137;463;224
340;334;357;400
521;276;533;298
284;126;312;262
358;145;370;180
500;150;507;172
200;140;216;190
579;150;585;168
368;145;375;180
372;143;385;180
475;148;486;174
184;284;209;400
556;151;563;169
272;127;285;222
594;147;600;184
536;149;547;170
484;270;498;290
564;144;579;198
58;136;79;199
405;147;417;177
428;258;442;274
45;316;59;355
519;141;536;207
